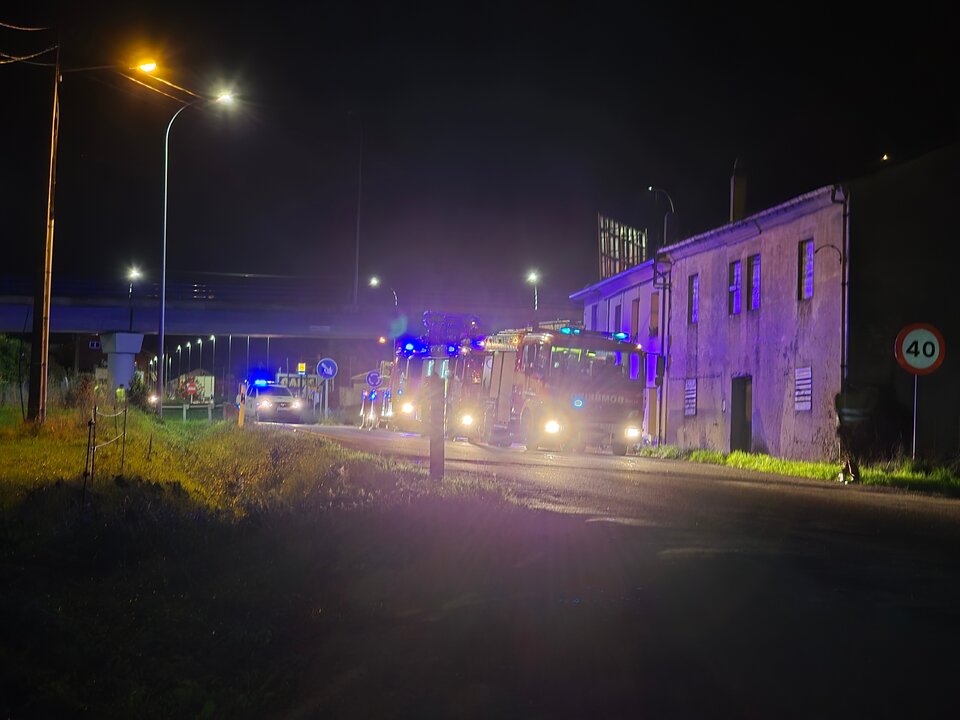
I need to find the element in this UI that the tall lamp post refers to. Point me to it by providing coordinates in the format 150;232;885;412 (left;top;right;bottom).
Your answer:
649;185;676;447
176;344;182;378
186;341;192;372
156;91;234;417
369;276;398;306
126;266;141;332
196;337;203;371
209;335;216;395
526;270;539;313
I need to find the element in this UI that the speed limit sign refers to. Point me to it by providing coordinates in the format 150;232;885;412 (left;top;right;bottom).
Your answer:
895;323;945;375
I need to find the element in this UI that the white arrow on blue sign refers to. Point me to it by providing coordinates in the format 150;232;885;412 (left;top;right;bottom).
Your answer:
317;358;338;380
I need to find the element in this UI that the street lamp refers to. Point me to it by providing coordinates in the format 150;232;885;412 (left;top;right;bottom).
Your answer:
369;276;398;306
648;185;676;249
196;337;203;370
526;270;539;312
176;344;182;377
186;342;192;372
126;266;141;332
156;90;235;416
210;335;216;394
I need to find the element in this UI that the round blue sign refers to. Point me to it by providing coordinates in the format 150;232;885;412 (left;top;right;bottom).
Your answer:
317;357;338;380
366;370;382;388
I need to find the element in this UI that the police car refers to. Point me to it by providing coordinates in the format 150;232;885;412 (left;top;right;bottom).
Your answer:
248;381;307;424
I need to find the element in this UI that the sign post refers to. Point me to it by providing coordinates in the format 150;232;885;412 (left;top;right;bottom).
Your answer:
317;358;338;420
894;323;946;459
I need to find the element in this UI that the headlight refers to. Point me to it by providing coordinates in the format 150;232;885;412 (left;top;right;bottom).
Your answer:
292;400;302;409
148;394;158;404
259;399;272;409
461;414;474;426
401;402;414;414
625;426;641;439
544;420;561;434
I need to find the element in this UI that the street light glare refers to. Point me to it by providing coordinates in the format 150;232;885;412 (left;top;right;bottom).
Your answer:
215;92;234;104
527;271;539;284
138;61;157;73
210;335;215;341
369;276;380;287
127;266;141;281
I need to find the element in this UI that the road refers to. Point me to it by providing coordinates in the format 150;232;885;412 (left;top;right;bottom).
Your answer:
281;424;960;718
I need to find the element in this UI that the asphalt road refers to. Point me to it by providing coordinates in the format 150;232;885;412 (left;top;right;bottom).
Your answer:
280;424;960;718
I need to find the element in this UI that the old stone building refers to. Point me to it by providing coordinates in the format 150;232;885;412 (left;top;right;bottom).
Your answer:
571;144;960;462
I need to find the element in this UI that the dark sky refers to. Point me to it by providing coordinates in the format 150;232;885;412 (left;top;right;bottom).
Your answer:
2;1;958;310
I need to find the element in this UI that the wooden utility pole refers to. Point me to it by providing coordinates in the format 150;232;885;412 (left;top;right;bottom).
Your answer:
27;50;60;423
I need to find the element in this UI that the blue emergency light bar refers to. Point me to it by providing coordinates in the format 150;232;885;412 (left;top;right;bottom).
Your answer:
253;378;269;387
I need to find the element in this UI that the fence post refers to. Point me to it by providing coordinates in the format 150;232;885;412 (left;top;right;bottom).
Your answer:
90;403;98;485
208;402;212;422
81;411;93;504
120;397;128;476
182;403;187;422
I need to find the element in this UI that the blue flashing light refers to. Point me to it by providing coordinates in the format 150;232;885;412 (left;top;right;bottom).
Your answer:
613;331;629;341
253;378;268;387
447;345;457;355
559;327;573;335
572;396;585;409
369;391;377;401
404;343;414;351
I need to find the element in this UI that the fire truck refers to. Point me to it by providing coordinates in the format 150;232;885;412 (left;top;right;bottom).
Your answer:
476;324;645;454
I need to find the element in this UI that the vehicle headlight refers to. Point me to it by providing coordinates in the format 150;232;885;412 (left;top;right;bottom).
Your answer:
544;419;561;434
625;426;641;439
401;402;414;414
259;399;272;408
461;414;474;426
148;394;158;405
292;400;302;409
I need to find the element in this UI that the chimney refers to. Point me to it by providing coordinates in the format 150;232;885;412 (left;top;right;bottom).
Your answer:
730;156;747;223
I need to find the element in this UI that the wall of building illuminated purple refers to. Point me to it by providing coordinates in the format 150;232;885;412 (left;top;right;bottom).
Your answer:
663;188;844;460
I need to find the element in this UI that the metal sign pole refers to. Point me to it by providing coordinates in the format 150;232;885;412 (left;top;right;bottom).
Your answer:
429;372;444;481
324;378;329;419
912;375;918;461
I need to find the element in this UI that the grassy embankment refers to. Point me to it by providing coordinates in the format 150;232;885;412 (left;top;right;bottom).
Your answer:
0;406;509;718
634;444;960;497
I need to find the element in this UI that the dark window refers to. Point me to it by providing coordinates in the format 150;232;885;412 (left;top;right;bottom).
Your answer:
798;240;814;300
747;254;761;310
590;304;598;331
688;274;699;324
728;260;742;315
649;292;660;336
613;304;622;333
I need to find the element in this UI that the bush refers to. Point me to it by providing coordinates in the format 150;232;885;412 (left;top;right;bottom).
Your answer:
127;373;150;409
62;373;99;415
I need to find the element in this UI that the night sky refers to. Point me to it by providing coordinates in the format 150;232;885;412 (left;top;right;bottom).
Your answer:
3;2;957;310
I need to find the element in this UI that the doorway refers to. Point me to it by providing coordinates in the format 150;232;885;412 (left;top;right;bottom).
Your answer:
730;375;752;453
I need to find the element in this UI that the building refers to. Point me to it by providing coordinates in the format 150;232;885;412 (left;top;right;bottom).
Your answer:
571;144;958;461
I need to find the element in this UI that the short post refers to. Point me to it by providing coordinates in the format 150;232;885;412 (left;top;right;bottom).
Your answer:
120;397;128;476
912;375;918;460
208;402;213;422
323;379;329;419
182;403;187;422
428;373;445;481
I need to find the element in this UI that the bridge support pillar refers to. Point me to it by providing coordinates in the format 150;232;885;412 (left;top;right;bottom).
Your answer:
100;332;144;392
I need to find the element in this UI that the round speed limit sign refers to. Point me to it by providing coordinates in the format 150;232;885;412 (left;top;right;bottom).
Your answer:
895;323;945;375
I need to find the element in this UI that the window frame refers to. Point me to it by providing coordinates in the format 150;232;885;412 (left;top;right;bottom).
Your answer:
687;273;699;325
747;253;761;311
798;239;814;300
728;259;742;316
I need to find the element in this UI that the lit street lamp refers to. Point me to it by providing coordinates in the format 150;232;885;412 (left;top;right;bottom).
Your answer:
526;270;539;312
210;335;216;394
369;276;398;306
186;341;192;372
156;90;235;417
176;344;182;378
127;266;141;332
196;337;203;371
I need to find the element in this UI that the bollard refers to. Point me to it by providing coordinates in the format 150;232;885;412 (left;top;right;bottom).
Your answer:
428;374;445;481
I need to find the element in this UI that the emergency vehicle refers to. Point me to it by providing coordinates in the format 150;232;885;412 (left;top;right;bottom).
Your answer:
477;324;645;454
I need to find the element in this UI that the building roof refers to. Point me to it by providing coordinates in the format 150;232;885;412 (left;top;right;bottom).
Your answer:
570;184;839;302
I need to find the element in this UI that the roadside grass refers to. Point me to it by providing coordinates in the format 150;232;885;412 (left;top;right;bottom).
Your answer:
0;406;516;718
634;440;960;497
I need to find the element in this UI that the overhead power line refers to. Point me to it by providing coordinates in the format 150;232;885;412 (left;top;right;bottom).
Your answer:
0;20;50;31
0;45;57;64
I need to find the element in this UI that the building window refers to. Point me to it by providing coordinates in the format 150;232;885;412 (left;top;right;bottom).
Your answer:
794;366;812;412
684;378;697;416
687;274;699;324
728;260;742;315
798;239;814;300
649;292;660;337
631;298;640;341
590;304;598;331
747;254;761;310
613;304;622;333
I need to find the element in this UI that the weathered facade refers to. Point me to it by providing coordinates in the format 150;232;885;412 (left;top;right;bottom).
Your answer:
662;188;845;459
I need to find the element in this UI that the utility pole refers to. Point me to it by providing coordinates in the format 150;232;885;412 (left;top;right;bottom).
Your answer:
352;123;363;307
27;49;60;423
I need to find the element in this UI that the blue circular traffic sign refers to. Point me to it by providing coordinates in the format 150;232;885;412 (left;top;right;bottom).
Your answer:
317;357;338;380
366;370;382;388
